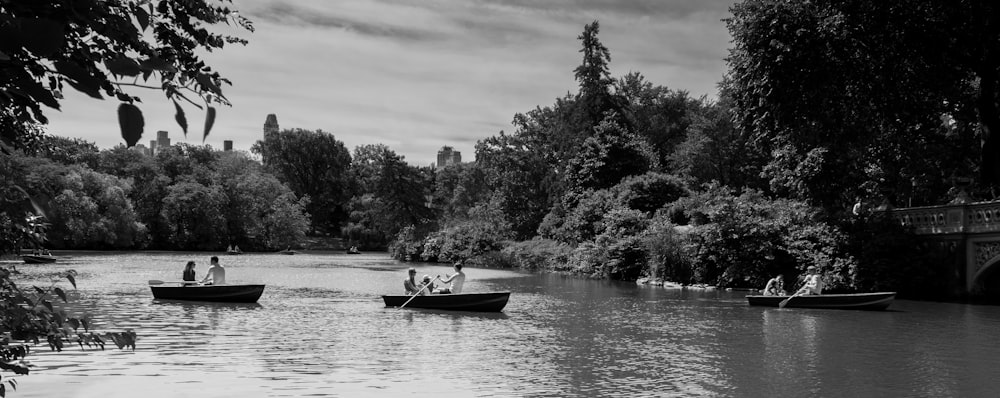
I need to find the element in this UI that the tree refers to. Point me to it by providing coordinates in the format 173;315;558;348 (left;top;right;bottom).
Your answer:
726;0;994;209
0;0;253;147
160;181;226;250
252;129;353;234
349;144;433;246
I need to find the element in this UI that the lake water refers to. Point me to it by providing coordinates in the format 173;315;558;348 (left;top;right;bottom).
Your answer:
7;252;1000;397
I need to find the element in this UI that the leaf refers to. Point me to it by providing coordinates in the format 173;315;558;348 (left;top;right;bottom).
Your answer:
16;18;65;56
67;318;79;330
203;106;216;142
33;286;45;296
54;61;103;99
173;101;188;136
105;58;142;77
138;56;176;73
195;74;221;95
54;287;67;303
134;6;150;31
81;318;90;332
41;300;53;313
66;272;76;289
117;103;145;147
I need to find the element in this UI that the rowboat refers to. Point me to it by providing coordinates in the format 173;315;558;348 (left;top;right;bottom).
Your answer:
22;255;57;264
150;284;266;303
382;291;510;312
746;292;896;311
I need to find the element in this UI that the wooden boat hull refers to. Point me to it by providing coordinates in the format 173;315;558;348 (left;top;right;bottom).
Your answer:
22;255;57;264
150;284;266;303
382;291;510;312
746;292;896;311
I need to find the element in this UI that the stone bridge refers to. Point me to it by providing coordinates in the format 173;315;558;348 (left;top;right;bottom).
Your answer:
888;200;1000;295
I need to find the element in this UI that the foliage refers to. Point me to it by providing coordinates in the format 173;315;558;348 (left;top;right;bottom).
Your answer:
348;144;434;248
499;239;575;272
640;216;696;284
160;180;226;250
726;0;994;209
564;117;657;191
474;133;554;239
252;129;353;234
842;214;954;299
672;183;852;289
0;0;253;147
1;267;136;392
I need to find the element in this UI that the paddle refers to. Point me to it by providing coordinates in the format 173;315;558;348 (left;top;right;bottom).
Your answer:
399;276;438;309
148;280;198;285
778;291;805;309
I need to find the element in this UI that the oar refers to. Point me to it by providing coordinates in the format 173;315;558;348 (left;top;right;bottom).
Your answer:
778;291;806;309
399;277;437;309
148;280;195;285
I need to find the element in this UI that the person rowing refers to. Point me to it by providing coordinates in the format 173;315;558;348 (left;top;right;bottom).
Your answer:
794;266;823;295
403;267;420;294
200;256;226;285
434;261;465;294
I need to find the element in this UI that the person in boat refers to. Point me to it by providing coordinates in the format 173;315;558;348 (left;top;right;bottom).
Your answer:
763;273;786;296
794;266;823;295
182;261;198;286
419;275;436;296
403;267;420;294
200;256;226;285
42;249;51;256
434;262;465;294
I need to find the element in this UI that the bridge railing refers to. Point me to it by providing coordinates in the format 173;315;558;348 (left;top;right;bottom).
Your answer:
889;201;1000;235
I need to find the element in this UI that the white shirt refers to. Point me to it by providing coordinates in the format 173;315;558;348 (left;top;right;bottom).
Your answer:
441;271;465;294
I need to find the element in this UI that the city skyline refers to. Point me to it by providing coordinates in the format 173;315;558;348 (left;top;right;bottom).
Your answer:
42;0;735;166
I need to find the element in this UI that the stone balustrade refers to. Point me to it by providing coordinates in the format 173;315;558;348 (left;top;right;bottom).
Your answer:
889;200;1000;235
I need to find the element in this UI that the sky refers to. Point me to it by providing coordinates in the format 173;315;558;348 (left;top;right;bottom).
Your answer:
44;0;736;166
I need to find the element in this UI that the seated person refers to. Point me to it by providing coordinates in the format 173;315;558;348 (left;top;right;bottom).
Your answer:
434;262;466;294
419;275;436;295
403;268;419;294
182;261;198;286
199;256;226;285
763;273;786;296
794;266;823;295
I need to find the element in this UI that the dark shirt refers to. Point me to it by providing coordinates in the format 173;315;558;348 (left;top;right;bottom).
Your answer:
183;269;196;281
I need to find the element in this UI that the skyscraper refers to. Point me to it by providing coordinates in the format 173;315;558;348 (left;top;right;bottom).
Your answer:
263;114;279;138
436;146;462;168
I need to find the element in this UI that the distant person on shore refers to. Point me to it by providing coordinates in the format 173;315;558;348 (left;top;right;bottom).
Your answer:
200;256;226;285
404;267;420;294
763;273;786;296
435;262;466;294
182;261;198;285
794;266;823;295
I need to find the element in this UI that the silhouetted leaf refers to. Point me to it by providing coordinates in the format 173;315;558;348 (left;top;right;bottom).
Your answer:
105;57;142;77
54;287;67;303
81;318;89;332
203;106;216;142
138;56;176;73
134;5;150;31
32;286;45;296
117;103;144;147
56;61;103;99
174;101;188;136
41;300;53;313
16;18;64;56
195;74;221;95
66;272;76;289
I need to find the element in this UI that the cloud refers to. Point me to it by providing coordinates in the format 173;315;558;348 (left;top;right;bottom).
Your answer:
43;0;736;166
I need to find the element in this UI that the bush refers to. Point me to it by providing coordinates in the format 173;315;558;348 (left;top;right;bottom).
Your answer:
500;239;574;271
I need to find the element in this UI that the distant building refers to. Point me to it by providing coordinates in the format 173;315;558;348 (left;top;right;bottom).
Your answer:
156;130;171;148
149;140;157;155
263;114;279;138
436;146;461;168
223;140;233;151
